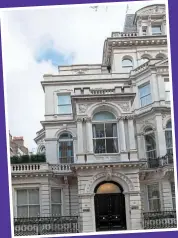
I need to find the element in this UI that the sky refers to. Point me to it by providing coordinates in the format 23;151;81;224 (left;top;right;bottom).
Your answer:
0;0;165;152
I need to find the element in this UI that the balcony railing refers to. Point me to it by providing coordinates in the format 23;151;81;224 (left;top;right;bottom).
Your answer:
14;216;79;236
143;211;177;229
11;163;72;173
90;89;115;95
141;154;173;169
112;32;138;38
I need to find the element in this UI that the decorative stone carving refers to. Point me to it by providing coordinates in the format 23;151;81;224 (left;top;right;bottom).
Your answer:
118;102;130;112
78;104;88;113
64;176;68;185
105;167;113;181
84;171;134;193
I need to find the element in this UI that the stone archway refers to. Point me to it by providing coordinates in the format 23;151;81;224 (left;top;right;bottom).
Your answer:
94;181;127;231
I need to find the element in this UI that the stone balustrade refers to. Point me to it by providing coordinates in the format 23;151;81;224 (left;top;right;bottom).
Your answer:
112;32;138;38
11;163;72;174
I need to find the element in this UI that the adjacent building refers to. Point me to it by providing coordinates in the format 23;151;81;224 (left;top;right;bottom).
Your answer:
9;132;28;156
11;4;177;236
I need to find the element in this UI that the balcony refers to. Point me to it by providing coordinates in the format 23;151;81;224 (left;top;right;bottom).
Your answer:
14;216;79;236
141;154;174;169
111;32;138;38
11;163;72;174
143;210;177;229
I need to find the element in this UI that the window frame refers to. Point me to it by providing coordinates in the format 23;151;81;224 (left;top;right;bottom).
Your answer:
122;58;133;69
57;94;72;115
16;188;40;218
58;133;74;163
147;183;161;212
151;25;162;35
165;120;173;155
50;188;63;217
92;112;119;154
171;182;176;210
139;83;152;107
144;128;157;160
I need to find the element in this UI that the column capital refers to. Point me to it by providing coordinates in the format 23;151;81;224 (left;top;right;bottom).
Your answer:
76;117;83;122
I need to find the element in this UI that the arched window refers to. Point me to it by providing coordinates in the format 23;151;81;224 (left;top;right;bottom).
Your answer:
144;127;157;160
92;111;118;154
165;120;173;155
58;133;73;163
122;58;133;69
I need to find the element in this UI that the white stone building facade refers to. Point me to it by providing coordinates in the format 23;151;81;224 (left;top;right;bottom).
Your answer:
11;4;176;235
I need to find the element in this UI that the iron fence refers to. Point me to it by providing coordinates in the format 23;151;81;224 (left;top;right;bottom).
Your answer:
143;210;177;229
144;154;173;169
14;216;79;236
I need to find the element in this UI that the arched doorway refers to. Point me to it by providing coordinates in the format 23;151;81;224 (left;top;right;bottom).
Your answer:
94;181;127;231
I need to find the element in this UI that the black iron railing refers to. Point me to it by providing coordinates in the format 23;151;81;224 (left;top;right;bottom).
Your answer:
141;154;174;169
143;210;177;229
14;216;79;236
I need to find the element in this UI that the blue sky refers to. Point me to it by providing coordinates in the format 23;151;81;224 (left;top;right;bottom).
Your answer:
35;38;75;66
1;0;165;151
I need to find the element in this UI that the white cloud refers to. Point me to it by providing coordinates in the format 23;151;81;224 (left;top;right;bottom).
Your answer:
0;0;165;151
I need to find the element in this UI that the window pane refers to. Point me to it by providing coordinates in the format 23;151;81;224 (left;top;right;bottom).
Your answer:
58;95;71;105
139;84;150;97
52;205;61;216
148;184;159;199
93;124;105;138
152;26;161;34
29;189;39;204
59;133;72;139
51;189;61;203
17;206;28;217
152;199;160;211
59;141;73;162
94;139;106;153
106;139;118;153
93;111;116;121
17;190;27;205
105;123;114;137
29;205;40;217
122;59;133;67
58;105;72;114
165;131;173;149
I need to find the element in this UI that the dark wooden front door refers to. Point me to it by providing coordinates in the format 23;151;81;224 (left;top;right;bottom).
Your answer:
94;193;127;231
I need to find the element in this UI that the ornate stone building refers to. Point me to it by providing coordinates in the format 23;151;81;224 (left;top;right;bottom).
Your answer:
11;4;176;236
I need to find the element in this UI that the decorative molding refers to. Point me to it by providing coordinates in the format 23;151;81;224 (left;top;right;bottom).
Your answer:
78;104;88;113
84;171;134;193
118;102;130;112
105;167;113;181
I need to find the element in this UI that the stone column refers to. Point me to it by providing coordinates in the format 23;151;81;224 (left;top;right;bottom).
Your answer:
118;118;127;152
128;117;137;161
150;73;159;102
128;118;136;150
78;193;95;233
41;180;50;216
155;114;167;156
129;192;142;230
157;74;166;103
86;117;93;153
76;118;84;162
137;134;145;159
